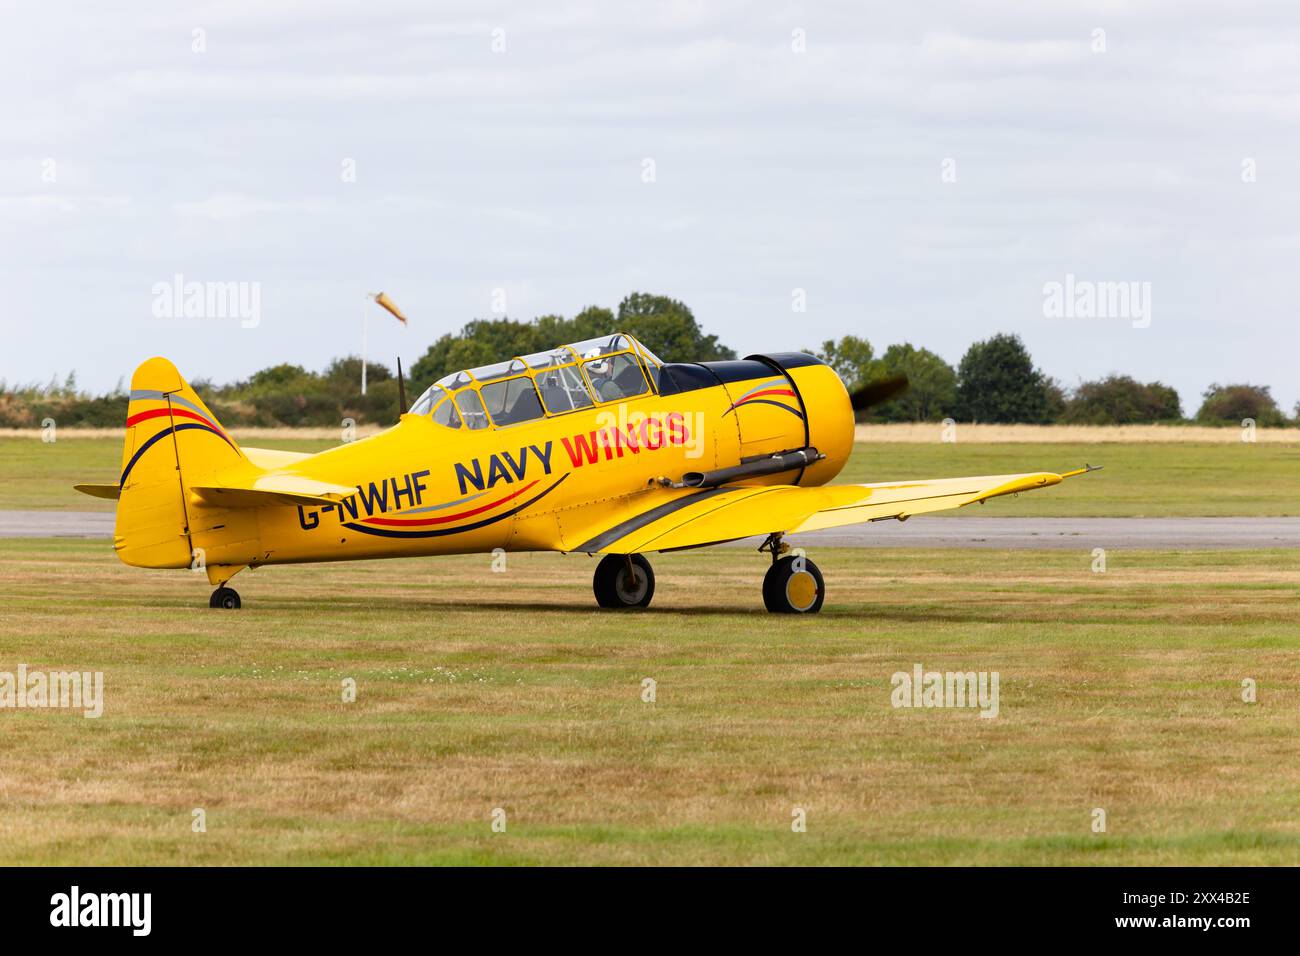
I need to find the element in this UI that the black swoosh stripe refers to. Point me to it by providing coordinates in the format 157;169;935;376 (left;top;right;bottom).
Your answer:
744;353;811;481
119;422;234;486
342;474;568;539
575;487;733;553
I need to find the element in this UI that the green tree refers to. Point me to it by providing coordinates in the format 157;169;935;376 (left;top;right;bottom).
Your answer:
536;306;614;346
873;343;957;421
1196;383;1286;427
409;294;736;395
614;293;735;362
811;335;880;392
324;356;390;391
409;318;541;396
246;363;314;392
954;333;1056;423
1062;375;1182;424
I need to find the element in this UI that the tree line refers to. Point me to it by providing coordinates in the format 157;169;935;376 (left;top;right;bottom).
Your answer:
814;332;1288;427
0;292;1291;428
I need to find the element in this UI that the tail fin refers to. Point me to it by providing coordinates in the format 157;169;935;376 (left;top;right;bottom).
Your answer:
114;357;245;568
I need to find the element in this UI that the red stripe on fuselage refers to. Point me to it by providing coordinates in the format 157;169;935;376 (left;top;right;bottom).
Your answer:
363;480;540;526
734;388;796;405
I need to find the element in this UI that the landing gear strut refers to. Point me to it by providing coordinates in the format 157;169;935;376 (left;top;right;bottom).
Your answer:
209;586;241;610
759;533;825;614
593;554;655;609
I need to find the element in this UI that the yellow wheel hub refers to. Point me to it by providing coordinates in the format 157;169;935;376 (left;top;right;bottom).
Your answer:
785;570;818;611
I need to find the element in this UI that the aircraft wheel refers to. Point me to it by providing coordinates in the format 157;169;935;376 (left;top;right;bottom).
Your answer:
209;586;242;610
763;555;824;614
593;554;655;609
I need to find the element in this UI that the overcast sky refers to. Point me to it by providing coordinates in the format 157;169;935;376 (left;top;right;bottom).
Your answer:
3;1;1298;413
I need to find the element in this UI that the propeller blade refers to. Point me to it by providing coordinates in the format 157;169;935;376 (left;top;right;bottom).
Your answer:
848;374;909;412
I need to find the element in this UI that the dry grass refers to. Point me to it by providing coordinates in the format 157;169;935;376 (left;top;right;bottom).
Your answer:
0;540;1296;865
855;423;1300;443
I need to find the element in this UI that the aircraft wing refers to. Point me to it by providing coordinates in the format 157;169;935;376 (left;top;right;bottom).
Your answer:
570;470;1085;554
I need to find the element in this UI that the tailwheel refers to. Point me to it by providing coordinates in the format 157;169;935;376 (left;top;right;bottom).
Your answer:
209;586;241;610
763;554;825;614
593;554;655;609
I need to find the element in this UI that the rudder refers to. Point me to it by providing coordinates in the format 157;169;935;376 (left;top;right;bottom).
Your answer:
115;357;244;568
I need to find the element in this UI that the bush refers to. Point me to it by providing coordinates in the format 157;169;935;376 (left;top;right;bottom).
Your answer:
1062;375;1182;425
57;395;131;427
1195;384;1286;427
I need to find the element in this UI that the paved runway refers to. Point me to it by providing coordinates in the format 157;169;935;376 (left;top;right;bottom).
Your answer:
0;511;116;538
781;516;1300;550
4;510;1300;549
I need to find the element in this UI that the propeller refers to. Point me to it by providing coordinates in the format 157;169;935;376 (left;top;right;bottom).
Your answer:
848;373;909;413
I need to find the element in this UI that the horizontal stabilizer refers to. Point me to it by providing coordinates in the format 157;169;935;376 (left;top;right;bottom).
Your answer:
73;483;122;500
241;446;314;469
190;473;357;509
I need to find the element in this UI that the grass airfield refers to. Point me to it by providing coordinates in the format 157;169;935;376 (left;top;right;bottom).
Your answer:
0;539;1296;865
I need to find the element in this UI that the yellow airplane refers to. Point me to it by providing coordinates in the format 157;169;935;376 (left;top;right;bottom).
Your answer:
75;333;1094;612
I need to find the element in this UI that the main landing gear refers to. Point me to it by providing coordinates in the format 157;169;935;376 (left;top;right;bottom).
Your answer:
592;535;825;613
593;554;655;609
759;533;825;614
209;586;241;609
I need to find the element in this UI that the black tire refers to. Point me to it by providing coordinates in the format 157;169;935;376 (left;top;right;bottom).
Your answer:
593;554;655;609
762;555;824;614
209;586;241;610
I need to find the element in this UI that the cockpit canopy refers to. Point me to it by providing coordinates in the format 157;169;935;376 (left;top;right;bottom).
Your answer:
408;333;666;430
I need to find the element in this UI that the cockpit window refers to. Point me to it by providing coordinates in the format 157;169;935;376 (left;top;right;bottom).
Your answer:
535;363;594;413
634;341;663;390
519;346;581;370
467;359;525;383
431;393;461;428
415;332;657;424
569;334;632;360
583;352;648;402
480;376;545;426
409;384;441;417
455;389;490;430
436;370;473;390
637;342;665;366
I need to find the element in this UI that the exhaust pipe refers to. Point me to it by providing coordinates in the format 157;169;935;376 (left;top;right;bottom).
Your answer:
673;447;822;489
